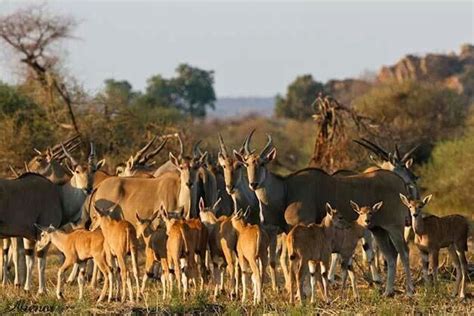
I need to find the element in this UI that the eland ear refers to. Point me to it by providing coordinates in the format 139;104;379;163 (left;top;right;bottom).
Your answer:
217;152;225;162
159;204;169;220
135;211;143;223
96;159;106;170
399;193;410;208
325;202;335;215
199;197;205;212
233;150;245;164
350;200;360;214
265;148;277;162
177;206;185;218
93;204;106;217
127;156;134;168
422;194;432;206
405;158;413;169
372;201;384;212
150;210;159;223
46;148;53;162
115;166;124;175
369;154;382;167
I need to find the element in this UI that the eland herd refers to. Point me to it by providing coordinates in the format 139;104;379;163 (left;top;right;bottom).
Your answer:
0;131;470;304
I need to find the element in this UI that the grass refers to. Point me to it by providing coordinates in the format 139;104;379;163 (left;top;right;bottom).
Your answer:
0;245;472;314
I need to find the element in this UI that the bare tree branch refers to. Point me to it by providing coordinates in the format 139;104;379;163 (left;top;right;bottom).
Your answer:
308;93;388;171
0;4;80;133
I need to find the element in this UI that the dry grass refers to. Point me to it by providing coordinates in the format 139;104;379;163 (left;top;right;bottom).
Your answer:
0;243;473;314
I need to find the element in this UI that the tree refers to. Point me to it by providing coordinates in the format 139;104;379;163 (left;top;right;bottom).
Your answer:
0;82;56;170
354;81;468;152
103;79;135;104
418;129;474;217
139;64;216;118
97;79;137;117
308;94;382;172
141;74;178;108
172;64;216;118
0;5;80;133
275;74;325;120
0;82;36;114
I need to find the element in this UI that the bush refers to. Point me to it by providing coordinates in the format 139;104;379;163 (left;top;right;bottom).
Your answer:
354;81;468;158
418;130;474;218
275;75;324;121
0;83;56;172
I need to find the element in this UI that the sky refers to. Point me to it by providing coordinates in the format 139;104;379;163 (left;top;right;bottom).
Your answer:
0;1;472;97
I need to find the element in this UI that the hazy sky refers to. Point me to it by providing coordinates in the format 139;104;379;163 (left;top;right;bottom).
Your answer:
0;1;472;97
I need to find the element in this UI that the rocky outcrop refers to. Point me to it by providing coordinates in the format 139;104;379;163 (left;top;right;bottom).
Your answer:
377;44;474;94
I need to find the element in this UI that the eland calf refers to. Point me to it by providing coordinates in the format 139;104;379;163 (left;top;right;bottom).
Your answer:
199;198;240;299
135;211;170;299
92;204;140;302
231;209;269;305
35;225;112;302
287;205;335;304
400;194;469;299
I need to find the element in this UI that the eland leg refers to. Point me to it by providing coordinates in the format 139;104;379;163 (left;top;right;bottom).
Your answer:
389;230;414;296
277;232;290;293
11;238;25;287
308;260;317;304
371;230;398;297
23;239;35;292
56;257;75;299
328;253;339;283
455;246;468;299
67;263;79;284
36;243;50;295
1;239;9;286
448;246;461;297
362;230;381;284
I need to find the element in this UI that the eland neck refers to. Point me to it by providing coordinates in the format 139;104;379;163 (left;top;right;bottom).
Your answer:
36;160;71;185
140;225;154;244
231;170;259;213
49;230;69;254
411;214;425;235
252;170;286;227
178;182;193;219
59;182;88;226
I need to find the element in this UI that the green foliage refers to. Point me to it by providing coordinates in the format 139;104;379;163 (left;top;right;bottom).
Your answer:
173;64;216;117
103;79;135;105
418;129;474;218
0;82;37;114
275;74;325;120
139;64;216;118
0;82;56;170
354;81;468;147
